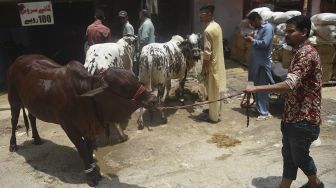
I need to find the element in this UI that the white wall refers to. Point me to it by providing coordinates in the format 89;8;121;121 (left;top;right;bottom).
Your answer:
192;0;244;43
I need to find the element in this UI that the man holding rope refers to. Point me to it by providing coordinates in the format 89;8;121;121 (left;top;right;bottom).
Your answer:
198;4;227;123
244;15;323;188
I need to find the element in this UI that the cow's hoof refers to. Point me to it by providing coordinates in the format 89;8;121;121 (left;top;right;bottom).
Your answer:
9;145;18;152
86;173;99;187
119;134;129;143
33;138;43;145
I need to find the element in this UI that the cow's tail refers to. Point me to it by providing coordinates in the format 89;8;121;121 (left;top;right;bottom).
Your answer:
21;106;30;136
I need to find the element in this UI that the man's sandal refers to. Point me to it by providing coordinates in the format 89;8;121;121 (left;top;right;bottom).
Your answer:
256;114;273;121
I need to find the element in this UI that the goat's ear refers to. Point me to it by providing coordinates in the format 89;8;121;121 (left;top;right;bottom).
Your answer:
80;85;108;97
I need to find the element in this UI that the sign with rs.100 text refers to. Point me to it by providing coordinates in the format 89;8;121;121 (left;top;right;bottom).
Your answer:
18;1;54;26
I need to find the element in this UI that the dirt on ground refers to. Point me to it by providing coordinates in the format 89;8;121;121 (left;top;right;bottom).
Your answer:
0;60;335;188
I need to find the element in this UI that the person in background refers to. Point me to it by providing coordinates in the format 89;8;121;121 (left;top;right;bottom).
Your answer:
138;9;155;49
118;10;134;36
198;4;227;123
85;9;111;53
244;15;324;188
244;11;274;121
135;9;155;75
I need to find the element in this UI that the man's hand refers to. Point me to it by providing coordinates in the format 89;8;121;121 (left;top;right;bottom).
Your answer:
244;35;254;42
244;85;257;93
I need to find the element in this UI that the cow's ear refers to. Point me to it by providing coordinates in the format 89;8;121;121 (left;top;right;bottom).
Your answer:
80;85;108;97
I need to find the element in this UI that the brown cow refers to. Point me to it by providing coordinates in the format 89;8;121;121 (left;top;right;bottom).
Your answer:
7;54;157;187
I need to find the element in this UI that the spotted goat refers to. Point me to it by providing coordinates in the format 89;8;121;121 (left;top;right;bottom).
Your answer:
137;34;202;128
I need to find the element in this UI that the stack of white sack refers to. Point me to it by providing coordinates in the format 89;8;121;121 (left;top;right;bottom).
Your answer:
248;7;273;22
272;10;302;24
276;22;315;37
246;7;305;45
311;13;336;43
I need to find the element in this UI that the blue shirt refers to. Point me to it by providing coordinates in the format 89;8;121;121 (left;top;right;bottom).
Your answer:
138;18;155;47
248;22;274;84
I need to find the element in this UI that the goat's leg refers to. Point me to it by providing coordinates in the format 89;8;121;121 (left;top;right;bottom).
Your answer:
115;122;128;142
178;69;188;104
137;107;144;130
158;84;168;124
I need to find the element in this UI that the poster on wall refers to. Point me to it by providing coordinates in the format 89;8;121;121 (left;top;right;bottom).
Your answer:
18;1;54;26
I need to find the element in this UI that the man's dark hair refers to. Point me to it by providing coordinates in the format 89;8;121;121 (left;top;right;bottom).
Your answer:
95;9;105;20
286;15;311;38
199;4;215;14
140;9;150;18
247;12;262;21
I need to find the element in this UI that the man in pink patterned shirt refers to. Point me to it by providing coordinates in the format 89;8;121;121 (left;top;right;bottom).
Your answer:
86;10;111;46
244;15;323;188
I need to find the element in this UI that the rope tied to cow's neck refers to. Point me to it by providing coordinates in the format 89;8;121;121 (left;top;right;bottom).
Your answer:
157;91;255;127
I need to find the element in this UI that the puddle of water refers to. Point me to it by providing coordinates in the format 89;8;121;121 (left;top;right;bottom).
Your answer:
94;146;125;176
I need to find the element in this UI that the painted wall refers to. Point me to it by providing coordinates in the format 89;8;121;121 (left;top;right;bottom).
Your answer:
192;0;244;43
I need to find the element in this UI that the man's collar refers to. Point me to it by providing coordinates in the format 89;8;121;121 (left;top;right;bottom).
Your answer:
293;40;310;52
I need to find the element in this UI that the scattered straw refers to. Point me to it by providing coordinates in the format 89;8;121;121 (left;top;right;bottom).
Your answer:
207;133;241;148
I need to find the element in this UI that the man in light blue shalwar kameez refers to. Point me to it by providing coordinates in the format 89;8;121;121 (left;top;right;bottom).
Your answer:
245;12;274;120
138;9;155;49
134;9;155;75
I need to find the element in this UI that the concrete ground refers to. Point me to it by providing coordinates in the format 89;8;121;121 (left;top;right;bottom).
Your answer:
0;60;335;188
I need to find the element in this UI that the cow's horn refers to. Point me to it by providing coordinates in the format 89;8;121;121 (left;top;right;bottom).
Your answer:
80;85;108;97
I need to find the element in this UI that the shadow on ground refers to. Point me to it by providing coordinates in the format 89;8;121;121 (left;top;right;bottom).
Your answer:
252;176;282;188
15;139;145;187
16;139;85;184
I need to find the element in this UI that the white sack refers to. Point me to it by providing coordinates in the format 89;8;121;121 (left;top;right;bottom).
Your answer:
273;10;302;24
276;23;286;36
248;7;273;21
308;36;336;45
260;10;274;22
249;7;271;15
315;25;336;41
270;12;283;23
311;13;336;25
